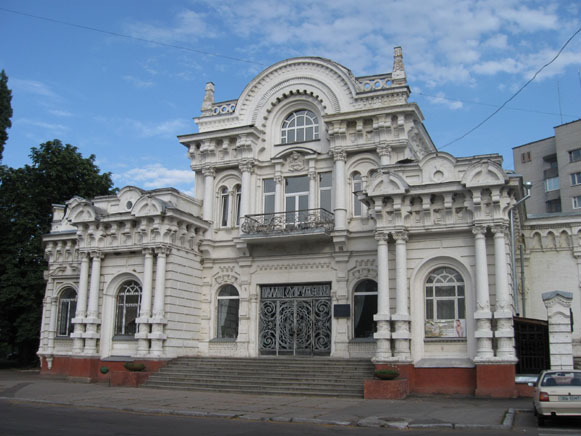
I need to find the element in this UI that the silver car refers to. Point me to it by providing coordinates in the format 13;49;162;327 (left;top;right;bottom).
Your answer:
533;370;581;426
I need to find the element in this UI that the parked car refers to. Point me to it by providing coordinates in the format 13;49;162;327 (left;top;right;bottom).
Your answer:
533;370;581;426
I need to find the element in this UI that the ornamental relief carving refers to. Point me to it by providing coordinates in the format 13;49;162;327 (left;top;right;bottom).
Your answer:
257;261;331;272
284;151;306;172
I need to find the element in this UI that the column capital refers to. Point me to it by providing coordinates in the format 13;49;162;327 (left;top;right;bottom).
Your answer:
308;170;317;181
202;166;216;177
154;245;172;256
239;160;254;173
332;149;347;162
375;231;389;243
274;175;283;184
89;250;104;260
142;247;154;256
491;224;508;235
392;230;408;242
472;225;487;236
377;142;392;157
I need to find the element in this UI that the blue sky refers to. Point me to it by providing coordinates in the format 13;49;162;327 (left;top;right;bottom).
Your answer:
1;1;580;195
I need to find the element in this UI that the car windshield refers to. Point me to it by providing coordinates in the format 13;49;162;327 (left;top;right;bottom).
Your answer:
541;372;581;387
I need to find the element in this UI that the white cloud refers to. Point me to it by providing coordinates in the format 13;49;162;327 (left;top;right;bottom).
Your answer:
425;92;464;110
15;118;68;133
114;164;193;191
123;75;154;88
125;10;215;43
10;79;61;99
123;118;191;138
48;109;74;117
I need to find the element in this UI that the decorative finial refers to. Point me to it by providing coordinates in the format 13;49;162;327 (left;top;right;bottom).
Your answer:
201;82;215;116
392;46;406;85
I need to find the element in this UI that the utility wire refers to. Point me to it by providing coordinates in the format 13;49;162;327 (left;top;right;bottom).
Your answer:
0;6;266;67
415;91;577;118
440;25;581;150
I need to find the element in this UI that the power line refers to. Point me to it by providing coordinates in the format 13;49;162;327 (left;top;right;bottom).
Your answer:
0;6;266;67
439;25;581;150
415;91;577;118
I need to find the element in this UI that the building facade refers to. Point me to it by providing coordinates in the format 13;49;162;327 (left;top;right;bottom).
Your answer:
513;120;581;215
38;48;525;396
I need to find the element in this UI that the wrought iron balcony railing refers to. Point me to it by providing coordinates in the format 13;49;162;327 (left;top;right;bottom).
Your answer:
240;209;334;236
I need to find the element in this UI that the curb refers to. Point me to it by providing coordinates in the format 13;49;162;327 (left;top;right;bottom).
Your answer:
0;397;516;430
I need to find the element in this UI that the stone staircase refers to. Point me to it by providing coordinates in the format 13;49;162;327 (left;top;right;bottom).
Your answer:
143;356;375;398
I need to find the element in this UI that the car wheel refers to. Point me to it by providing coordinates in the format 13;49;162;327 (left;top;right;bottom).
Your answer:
537;414;545;427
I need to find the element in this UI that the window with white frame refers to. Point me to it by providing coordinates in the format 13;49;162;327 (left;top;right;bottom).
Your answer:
570;149;581;162
220;187;229;227
114;280;142;337
285;175;309;224
234;184;242;226
263;178;275;217
353;279;377;338
544;177;560;192
57;287;77;337
425;267;465;338
571;172;581;186
352;172;363;217
319;172;332;212
281;110;319;144
217;285;239;339
573;196;581;209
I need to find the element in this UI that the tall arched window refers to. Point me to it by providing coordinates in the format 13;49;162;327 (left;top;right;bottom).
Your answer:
217;285;239;339
425;267;466;338
352;172;363;217
220;186;229;227
353;279;378;338
114;280;142;337
281;110;319;144
57;287;77;337
234;184;242;226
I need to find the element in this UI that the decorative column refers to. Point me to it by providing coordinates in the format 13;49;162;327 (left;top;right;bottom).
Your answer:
543;291;574;370
308;168;317;210
150;246;170;356
83;251;103;355
392;230;411;361
202;166;215;222
333;149;347;231
492;225;516;361
377;142;391;166
373;232;392;362
46;296;58;355
136;248;154;356
473;226;493;360
239;160;253;219
72;251;90;354
274;174;283;213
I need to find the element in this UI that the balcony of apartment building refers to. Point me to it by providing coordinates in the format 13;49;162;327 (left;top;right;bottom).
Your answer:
543;154;561;213
239;208;334;244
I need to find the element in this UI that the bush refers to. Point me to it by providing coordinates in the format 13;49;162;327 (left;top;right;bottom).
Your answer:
123;362;146;372
374;368;399;380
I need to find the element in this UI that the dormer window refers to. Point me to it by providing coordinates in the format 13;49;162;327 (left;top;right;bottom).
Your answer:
281;110;319;144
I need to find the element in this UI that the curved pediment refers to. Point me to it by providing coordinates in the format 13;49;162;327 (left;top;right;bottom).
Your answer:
132;195;166;217
236;57;359;124
118;186;145;212
66;197;98;223
461;160;507;188
367;170;410;196
419;152;457;184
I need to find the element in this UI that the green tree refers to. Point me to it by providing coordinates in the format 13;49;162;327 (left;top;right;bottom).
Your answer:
0;140;115;362
0;70;12;162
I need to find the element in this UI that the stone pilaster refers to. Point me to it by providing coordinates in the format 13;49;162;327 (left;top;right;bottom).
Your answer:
83;251;103;355
332;149;347;231
392;230;411;361
150;246;170;357
136;248;154;356
202;166;215;222
473;226;493;361
71;251;90;354
543;291;574;370
373;232;392;362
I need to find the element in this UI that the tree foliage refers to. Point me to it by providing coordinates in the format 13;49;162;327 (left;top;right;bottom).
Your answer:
0;70;12;162
0;140;115;362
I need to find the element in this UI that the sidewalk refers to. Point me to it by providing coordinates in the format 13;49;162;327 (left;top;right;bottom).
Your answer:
0;369;532;430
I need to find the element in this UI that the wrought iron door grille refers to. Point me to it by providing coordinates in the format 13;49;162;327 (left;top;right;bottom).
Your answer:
514;317;549;374
259;284;332;356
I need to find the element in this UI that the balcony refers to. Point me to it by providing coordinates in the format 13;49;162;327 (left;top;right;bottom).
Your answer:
240;209;334;243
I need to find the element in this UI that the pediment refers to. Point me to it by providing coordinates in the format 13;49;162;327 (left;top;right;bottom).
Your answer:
419;152;457;184
66;198;98;223
132;196;166;217
367;170;409;196
461;160;507;188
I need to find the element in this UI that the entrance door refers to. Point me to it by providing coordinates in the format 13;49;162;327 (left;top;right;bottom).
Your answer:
259;284;331;356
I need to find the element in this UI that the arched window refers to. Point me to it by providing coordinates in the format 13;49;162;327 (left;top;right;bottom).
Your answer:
220;187;229;227
281;110;319;144
234;184;242;226
57;287;77;337
425;267;466;338
114;280;142;336
352;172;363;217
217;285;239;339
353;279;377;338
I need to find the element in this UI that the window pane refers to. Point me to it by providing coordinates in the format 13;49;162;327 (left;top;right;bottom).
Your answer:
435;286;455;297
125;305;138;335
425;286;433;297
437;300;455;320
296;129;304;142
58;301;69;336
320;189;332;212
305;127;313;141
354;294;377;338
426;299;433;319
457;285;464;296
287;130;295;143
265;195;275;215
458;298;465;319
319;172;332;187
286;176;309;193
219;285;238;297
218;298;239;338
299;194;308;210
264;179;275;193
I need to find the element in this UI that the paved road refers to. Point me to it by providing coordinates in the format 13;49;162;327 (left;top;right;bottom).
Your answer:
0;400;518;436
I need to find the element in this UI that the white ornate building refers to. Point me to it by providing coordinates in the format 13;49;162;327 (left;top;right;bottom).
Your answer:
39;48;534;396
